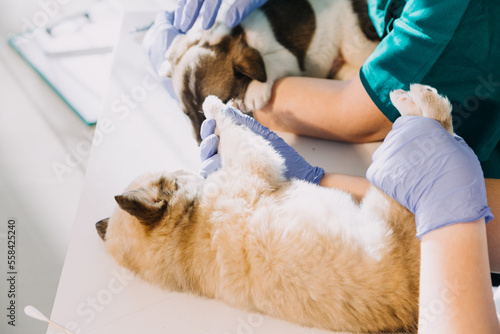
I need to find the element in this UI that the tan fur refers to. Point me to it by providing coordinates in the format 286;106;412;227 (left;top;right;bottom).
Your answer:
99;85;454;333
390;84;454;134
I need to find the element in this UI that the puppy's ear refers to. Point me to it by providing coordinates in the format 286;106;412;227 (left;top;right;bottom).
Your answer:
115;190;167;227
233;46;267;83
96;218;109;241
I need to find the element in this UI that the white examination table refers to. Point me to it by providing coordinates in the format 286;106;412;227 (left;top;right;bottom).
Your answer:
48;11;381;334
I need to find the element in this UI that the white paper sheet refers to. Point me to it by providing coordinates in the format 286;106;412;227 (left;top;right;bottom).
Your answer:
9;1;122;125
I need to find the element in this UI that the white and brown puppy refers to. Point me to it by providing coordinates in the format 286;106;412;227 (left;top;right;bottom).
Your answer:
97;85;455;333
161;0;380;141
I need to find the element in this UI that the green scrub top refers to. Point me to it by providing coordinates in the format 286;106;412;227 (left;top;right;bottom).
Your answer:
360;0;500;178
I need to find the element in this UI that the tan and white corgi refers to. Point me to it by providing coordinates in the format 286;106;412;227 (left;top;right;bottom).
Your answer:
97;85;454;333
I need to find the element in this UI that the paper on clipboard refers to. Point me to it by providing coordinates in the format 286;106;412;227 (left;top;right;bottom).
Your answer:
8;2;122;125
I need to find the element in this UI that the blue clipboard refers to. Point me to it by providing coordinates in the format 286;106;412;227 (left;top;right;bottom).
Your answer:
8;6;121;125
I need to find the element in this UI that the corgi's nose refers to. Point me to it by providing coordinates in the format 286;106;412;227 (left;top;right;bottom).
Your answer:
96;218;109;241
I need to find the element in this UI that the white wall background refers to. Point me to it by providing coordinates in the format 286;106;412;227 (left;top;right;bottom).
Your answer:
0;1;167;333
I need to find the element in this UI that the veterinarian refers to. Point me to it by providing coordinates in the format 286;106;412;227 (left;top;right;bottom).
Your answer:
145;1;500;332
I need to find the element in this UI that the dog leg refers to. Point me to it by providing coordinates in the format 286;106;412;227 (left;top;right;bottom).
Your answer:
390;84;454;134
243;50;301;112
243;80;273;112
202;96;286;184
409;84;454;134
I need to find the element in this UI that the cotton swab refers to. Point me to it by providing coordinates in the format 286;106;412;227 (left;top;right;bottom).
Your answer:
24;305;75;334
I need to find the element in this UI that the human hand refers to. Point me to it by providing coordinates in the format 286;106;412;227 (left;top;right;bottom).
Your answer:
174;0;268;33
199;106;324;184
366;116;493;239
142;11;181;74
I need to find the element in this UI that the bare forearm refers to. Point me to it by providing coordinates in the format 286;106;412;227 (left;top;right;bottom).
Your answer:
419;220;500;333
485;178;500;271
254;74;392;142
319;173;371;202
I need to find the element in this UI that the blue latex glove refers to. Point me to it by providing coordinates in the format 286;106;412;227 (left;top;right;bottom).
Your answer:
142;11;181;99
199;118;221;178
143;11;181;73
366;116;493;239
199;107;325;184
174;0;268;32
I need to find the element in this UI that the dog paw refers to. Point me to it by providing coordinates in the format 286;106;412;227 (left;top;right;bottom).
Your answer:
390;89;421;117
409;84;453;133
243;81;272;112
390;84;453;134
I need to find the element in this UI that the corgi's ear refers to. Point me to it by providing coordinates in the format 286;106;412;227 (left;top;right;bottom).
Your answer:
233;45;267;83
96;218;109;241
115;190;167;227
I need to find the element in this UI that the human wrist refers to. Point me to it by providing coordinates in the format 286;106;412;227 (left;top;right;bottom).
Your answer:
368;116;493;240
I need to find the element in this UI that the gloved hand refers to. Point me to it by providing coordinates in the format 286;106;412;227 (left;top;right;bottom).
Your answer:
142;11;181;99
174;0;268;33
199;118;221;178
142;11;181;73
366;116;493;239
199;106;325;184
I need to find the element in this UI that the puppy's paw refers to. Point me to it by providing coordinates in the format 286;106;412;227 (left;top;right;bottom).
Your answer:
243;81;272;112
409;84;453;133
